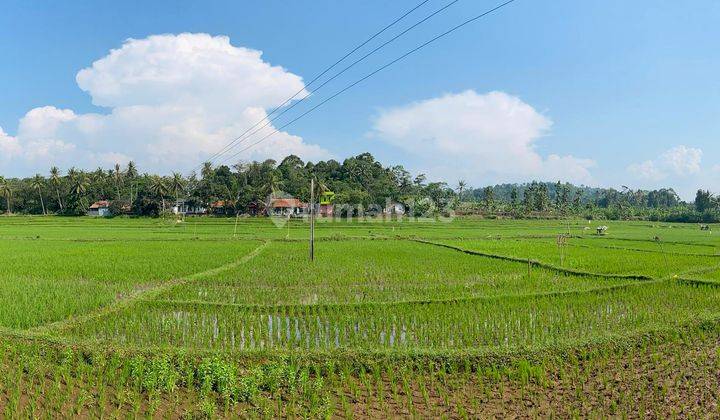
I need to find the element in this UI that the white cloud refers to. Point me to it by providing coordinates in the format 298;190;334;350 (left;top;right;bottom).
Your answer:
371;90;595;184
660;145;702;176
1;33;331;175
628;160;664;181
628;145;703;180
0;127;21;158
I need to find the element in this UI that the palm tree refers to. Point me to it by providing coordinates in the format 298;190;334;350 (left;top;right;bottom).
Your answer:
149;176;169;212
30;174;46;215
126;161;138;179
126;161;138;207
92;167;107;198
170;172;185;203
233;161;249;187
113;163;123;199
70;173;89;198
49;166;63;211
456;180;467;200
0;177;12;215
67;173;90;214
263;172;285;197
201;162;213;180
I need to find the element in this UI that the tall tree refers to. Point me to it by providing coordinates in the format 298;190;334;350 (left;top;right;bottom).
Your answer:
170;172;185;203
482;186;494;210
0;177;12;214
49;166;63;211
456;180;467;200
263;172;285;197
126;161;138;207
149;176;169;212
113;163;124;199
30;174;46;215
92;168;107;198
554;181;562;209
510;187;519;209
695;190;714;212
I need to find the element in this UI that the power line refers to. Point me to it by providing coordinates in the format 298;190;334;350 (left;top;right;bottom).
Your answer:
194;0;433;173
217;0;518;166
204;0;463;168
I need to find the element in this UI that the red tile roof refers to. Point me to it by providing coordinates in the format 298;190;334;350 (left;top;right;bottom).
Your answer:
89;200;110;209
210;200;234;208
270;198;305;208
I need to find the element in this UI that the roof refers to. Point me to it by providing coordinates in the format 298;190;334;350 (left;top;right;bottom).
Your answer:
210;200;234;208
270;198;305;208
89;200;110;209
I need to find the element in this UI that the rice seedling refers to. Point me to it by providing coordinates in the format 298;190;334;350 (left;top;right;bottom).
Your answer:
1;216;719;417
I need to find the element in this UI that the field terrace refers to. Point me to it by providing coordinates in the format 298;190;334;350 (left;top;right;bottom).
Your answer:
1;216;719;417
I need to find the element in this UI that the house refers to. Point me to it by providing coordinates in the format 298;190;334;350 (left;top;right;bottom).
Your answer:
209;200;234;215
171;200;206;215
88;200;111;217
384;202;405;215
268;197;306;217
247;201;264;216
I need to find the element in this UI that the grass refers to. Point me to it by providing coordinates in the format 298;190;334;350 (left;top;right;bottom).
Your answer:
1;215;719;416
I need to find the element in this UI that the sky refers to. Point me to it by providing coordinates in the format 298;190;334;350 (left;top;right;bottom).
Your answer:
1;0;719;199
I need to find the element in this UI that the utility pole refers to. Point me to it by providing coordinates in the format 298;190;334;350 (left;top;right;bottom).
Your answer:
309;177;315;261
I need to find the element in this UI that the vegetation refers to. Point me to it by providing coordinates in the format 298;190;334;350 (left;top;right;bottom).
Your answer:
2;153;720;222
1;216;720;416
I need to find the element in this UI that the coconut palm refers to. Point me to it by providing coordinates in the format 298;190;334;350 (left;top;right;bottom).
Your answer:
233;161;249;187
0;177;12;214
70;173;89;198
30;174;46;215
263;172;285;197
456;180;467;200
92;168;107;198
201;162;213;180
149;175;169;211
126;161;138;207
170;172;185;202
126;161;138;179
113;163;123;199
49;166;63;211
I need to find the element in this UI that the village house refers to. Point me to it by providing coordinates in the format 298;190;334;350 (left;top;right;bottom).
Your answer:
87;200;111;217
384;202;406;215
171;200;206;215
209;200;235;215
268;197;306;217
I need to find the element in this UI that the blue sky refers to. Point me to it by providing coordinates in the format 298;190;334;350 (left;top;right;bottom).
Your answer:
1;0;719;198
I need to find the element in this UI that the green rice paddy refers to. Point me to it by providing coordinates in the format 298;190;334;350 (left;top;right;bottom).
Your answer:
1;216;719;417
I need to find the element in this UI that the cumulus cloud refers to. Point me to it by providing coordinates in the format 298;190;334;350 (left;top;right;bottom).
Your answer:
628;145;703;181
371;90;595;184
0;33;331;175
0;127;21;158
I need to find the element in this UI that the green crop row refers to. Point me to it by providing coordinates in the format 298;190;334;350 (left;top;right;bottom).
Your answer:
161;240;633;305
440;238;717;278
64;281;720;352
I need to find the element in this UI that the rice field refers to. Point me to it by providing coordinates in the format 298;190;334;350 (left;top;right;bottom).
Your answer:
1;216;719;417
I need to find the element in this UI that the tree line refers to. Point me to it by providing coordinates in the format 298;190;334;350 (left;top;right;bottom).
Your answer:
0;153;453;217
0;152;717;222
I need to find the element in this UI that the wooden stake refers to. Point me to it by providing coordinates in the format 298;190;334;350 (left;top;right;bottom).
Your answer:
310;178;315;261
